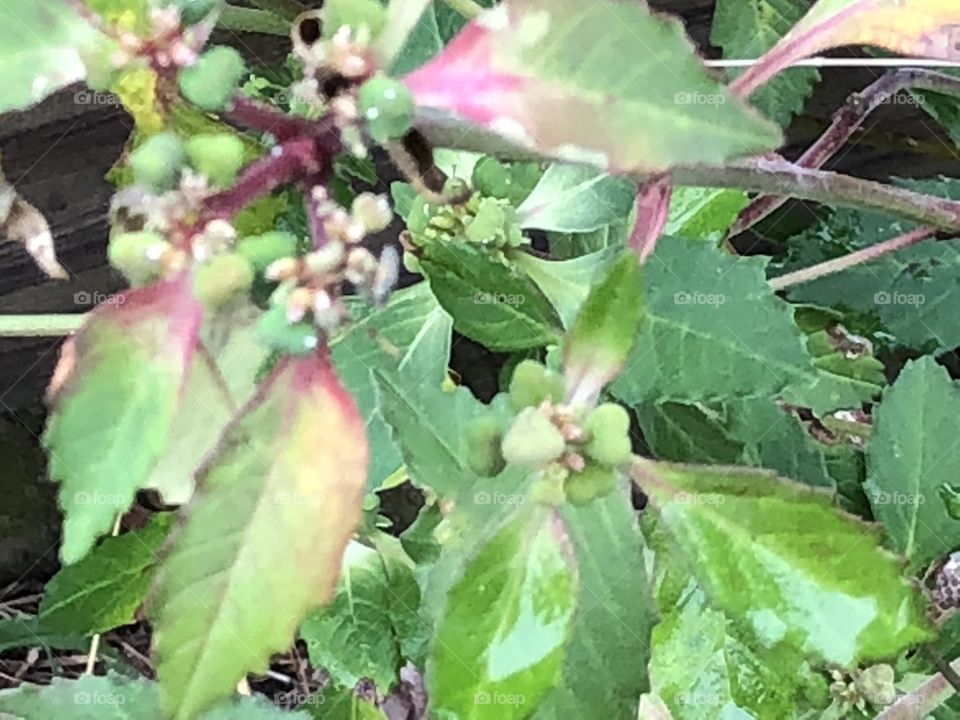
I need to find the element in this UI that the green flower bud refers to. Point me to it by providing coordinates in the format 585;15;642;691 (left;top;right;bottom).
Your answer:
509;359;566;412
501;407;566;467
465;415;505;477
130;132;186;192
357;75;414;144
192;253;255;308
236;231;298;273
256;305;319;356
322;0;387;38
179;46;246;112
583;403;632;466
442;176;471;202
108;231;168;284
168;0;218;25
564;465;617;506
186;133;246;188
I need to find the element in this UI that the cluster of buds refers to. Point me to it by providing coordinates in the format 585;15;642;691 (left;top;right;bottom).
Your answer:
828;665;896;713
108;2;214;71
264;189;397;336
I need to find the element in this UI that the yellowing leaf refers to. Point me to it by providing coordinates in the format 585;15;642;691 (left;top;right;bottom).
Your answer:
152;351;369;720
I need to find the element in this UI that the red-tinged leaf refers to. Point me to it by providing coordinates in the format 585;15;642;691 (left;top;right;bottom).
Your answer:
404;0;781;174
733;0;960;98
152;351;369;720
44;276;202;565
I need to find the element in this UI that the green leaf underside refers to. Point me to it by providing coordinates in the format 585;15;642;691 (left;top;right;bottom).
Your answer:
39;515;172;635
404;0;781;173
533;488;654;718
0;673;312;719
516;164;635;233
153;355;368;719
332;284;453;490
44;282;201;564
639;462;931;666
711;0;818;125
428;505;578;720
866;357;960;572
613;239;858;414
419;243;562;351
0;0;99;113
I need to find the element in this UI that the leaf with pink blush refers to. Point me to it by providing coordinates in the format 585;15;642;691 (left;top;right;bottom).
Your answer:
43;275;204;564
403;0;781;174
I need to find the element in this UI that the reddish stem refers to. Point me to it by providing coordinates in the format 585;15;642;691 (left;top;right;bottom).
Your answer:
225;96;317;142
628;175;672;262
732;70;960;236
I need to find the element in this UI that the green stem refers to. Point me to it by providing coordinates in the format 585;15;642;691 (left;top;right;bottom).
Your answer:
0;314;87;337
219;5;290;35
246;0;304;22
441;0;485;19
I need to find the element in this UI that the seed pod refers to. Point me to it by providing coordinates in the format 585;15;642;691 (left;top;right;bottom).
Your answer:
179;46;246;112
357;75;415;144
168;0;218;25
108;231;169;285
256;304;319;356
186;133;246;188
192;253;255;308
465;415;506;477
509;360;566;412
130;132;186;193
501;407;566;467
236;231;298;273
564;465;618;507
583;403;632;466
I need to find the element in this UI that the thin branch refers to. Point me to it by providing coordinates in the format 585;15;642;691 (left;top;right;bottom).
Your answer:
0;314;86;337
247;0;305;22
224;96;315;142
733;70;960;235
219;4;290;35
769;227;936;291
876;656;960;720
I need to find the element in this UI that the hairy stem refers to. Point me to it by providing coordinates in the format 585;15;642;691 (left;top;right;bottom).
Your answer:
733;70;960;235
224;96;316;142
247;0;305;22
219;5;291;35
876;657;960;720
0;314;86;337
442;0;486;19
769;227;936;291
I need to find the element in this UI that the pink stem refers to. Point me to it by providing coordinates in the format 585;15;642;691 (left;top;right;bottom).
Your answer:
225;96;317;142
628;175;672;263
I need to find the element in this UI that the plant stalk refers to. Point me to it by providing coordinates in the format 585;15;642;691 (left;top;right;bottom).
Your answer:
769;227;937;291
219;5;291;35
876;657;960;719
0;314;86;337
247;0;304;22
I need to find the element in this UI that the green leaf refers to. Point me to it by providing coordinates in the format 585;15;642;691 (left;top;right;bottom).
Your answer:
0;673;313;719
375;370;486;497
665;187;749;241
866;357;960;572
332;284;452;490
302;536;422;690
514;247;621;329
153;354;368;720
419;243;562;351
404;0;782;173
711;0;818;125
428;505;578;720
533;488;654;718
44;278;203;564
516;165;635;233
636;460;932;666
38;515;172;635
0;616;86;654
565;250;645;400
0;1;100;113
612;240;838;412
